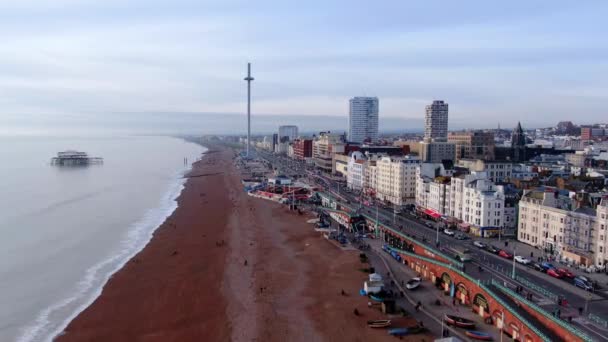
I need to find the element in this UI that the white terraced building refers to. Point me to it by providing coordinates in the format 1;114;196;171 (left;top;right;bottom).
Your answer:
346;151;367;191
416;164;506;236
375;155;420;206
415;163;453;216
518;190;608;268
449;172;505;229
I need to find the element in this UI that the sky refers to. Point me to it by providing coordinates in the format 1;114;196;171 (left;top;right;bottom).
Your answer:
1;0;607;134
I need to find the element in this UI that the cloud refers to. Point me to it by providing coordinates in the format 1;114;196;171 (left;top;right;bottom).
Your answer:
0;0;607;131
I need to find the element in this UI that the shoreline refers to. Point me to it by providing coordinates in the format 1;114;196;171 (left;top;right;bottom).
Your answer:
42;175;189;342
56;145;233;341
56;144;429;342
18;141;206;342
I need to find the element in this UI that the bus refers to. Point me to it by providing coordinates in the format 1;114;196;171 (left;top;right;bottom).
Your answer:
452;246;472;262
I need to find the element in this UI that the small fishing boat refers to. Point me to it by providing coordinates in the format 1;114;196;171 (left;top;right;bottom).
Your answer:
370;294;384;302
405;277;421;290
388;328;409;336
465;330;492;340
367;320;391;328
444;314;476;329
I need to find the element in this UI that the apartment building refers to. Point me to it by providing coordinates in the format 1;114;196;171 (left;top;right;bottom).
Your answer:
313;132;345;173
450;172;505;232
346;151;367;191
364;160;379;197
292;139;313;160
416;164;506;236
448;130;495;161
348;96;379;143
375;155;420;206
518;189;608;267
415;163;453;216
457;159;513;183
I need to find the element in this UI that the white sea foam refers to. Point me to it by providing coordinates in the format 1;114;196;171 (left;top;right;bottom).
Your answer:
16;160;197;342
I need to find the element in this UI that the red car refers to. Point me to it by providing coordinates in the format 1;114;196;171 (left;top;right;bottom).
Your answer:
557;268;575;278
547;268;562;278
498;250;513;259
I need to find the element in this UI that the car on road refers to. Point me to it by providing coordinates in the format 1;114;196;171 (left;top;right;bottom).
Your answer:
443;229;455;236
574;276;594;291
498;250;513;259
473;241;486;248
424;222;434;228
540;262;556;271
531;262;544;272
454;233;469;240
547;268;562;278
452;246;472;262
485;245;500;254
514;256;530;265
557;268;575;279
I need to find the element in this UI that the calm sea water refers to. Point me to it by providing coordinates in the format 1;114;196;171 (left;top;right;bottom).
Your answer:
0;135;205;342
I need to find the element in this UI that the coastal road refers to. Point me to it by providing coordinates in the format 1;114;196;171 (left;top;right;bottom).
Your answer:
254;149;608;339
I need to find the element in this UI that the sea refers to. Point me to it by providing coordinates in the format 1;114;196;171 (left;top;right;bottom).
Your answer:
0;134;206;342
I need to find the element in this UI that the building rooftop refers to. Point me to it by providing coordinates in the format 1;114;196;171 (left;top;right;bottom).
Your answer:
574;207;597;216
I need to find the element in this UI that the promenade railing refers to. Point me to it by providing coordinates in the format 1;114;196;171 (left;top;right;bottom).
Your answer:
589;313;608;329
491;280;594;342
515;275;559;302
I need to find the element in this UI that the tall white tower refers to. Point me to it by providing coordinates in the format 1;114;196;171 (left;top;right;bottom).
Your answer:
424;100;448;143
348;96;379;144
244;63;254;157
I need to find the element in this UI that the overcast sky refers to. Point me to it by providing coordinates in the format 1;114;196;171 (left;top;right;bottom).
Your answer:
1;0;607;131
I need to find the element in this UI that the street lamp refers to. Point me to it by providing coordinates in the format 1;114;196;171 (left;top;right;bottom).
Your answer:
511;246;517;279
375;201;380;239
436;223;440;246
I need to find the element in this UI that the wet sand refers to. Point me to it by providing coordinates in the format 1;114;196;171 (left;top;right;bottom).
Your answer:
57;145;429;342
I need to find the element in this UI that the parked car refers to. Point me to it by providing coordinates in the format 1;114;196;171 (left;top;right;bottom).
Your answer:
498;250;514;259
557;268;575;279
425;222;434;228
473;241;486;249
514;256;531;265
443;229;455;236
547;268;562;278
531;262;544;272
574;276;594;291
485;245;500;254
540;262;556;271
576;275;592;283
454;233;469;240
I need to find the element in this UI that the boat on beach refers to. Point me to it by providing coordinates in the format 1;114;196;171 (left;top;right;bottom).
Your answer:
405;277;421;290
465;330;492;340
367;319;391;328
370;294;384;302
388;328;409;336
444;314;476;329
